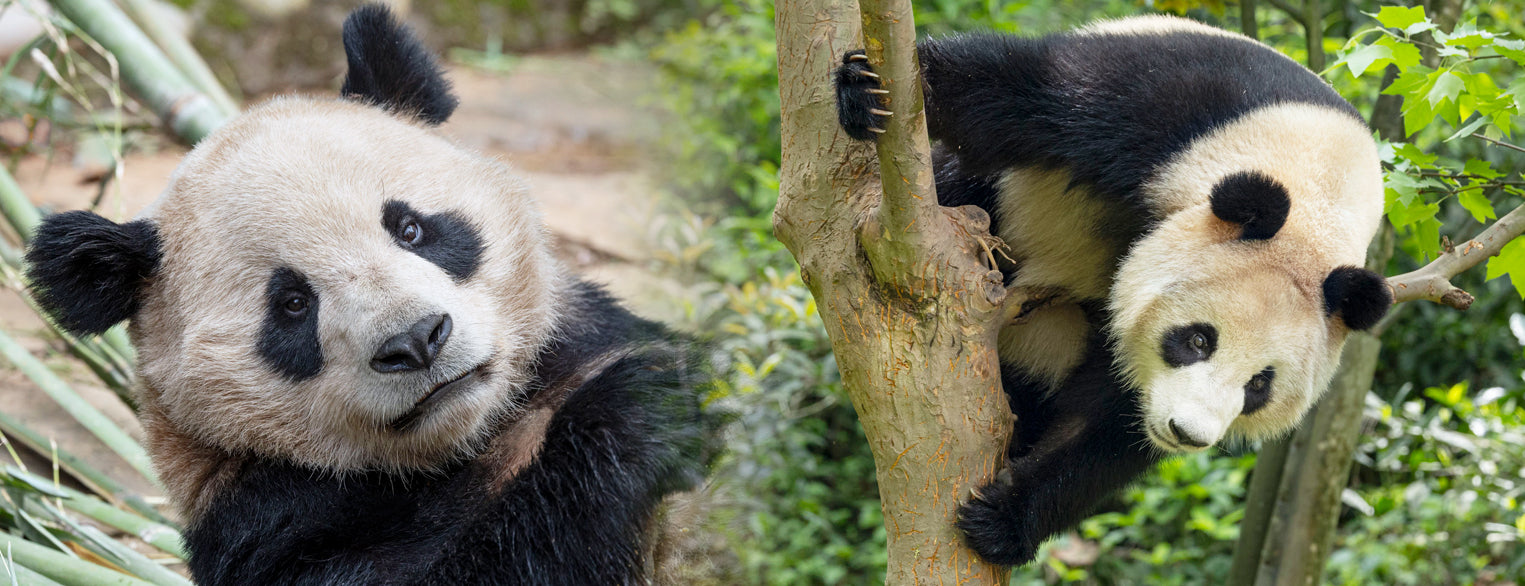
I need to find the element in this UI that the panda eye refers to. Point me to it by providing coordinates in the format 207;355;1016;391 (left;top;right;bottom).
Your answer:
1161;323;1217;367
397;218;424;247
282;293;309;317
1242;366;1276;415
1189;333;1207;351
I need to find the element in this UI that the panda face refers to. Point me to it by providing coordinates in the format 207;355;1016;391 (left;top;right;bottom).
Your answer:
128;98;561;472
1110;102;1387;453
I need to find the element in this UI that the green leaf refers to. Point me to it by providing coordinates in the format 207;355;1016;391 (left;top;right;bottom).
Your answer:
1403;99;1435;138
1385;171;1422;207
1375;36;1422;70
1457;189;1496;223
1394;142;1438;166
1427;71;1464;108
1414;217;1443;258
1388;200;1439;227
1341;43;1393;78
1495;38;1525;66
1464;157;1503;180
1485;237;1525;299
1444;116;1490;142
1373;6;1429;33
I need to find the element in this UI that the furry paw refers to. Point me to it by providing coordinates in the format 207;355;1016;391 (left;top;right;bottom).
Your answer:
955;470;1042;566
834;50;890;140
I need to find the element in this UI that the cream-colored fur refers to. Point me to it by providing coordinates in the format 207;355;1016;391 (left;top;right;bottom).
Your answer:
1076;15;1247;39
130;96;568;509
1109;103;1382;452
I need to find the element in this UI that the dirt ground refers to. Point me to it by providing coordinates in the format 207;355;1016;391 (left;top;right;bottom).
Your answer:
0;54;681;509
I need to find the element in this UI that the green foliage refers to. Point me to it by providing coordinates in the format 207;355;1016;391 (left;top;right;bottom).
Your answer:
1329;383;1525;584
1332;6;1525;279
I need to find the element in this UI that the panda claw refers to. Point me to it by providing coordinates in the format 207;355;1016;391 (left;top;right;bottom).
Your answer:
858;70;880;79
867;127;886;134
866;88;890;95
848;53;869;62
869;108;893;116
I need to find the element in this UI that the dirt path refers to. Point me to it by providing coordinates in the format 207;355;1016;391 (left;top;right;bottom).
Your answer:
0;53;675;505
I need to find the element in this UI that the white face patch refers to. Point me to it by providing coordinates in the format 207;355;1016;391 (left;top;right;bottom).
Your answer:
130;97;564;474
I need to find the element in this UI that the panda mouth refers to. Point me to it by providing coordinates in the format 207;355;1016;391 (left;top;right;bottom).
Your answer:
389;363;489;432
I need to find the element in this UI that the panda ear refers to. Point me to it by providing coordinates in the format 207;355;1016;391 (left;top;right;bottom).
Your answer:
1322;266;1391;331
1210;171;1290;241
25;211;163;336
339;4;458;126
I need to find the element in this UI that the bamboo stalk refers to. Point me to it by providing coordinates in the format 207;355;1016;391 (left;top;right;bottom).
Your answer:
2;560;68;586
0;330;157;487
0;413;171;527
114;0;238;116
47;0;228;145
0;533;156;586
6;467;182;559
0;166;42;244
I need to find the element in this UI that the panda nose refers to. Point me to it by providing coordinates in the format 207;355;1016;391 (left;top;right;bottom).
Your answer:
1168;419;1211;448
371;313;451;373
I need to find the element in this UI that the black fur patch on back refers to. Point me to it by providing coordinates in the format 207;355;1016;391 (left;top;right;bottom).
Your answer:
1322;266;1391;331
381;200;485;281
340;4;458;125
915;27;1360;208
1210;171;1290;240
25;211;162;336
257;267;323;382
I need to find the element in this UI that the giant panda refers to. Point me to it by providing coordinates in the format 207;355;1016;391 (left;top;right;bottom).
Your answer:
834;15;1392;565
24;5;714;584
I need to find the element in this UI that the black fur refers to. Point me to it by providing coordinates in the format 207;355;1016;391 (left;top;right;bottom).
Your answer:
1210;172;1290;241
835;28;1358;209
1322;266;1391;331
1160;322;1218;368
184;281;717;585
381;200;485;282
958;315;1158;566
25;211;162;336
1241;367;1275;415
834;50;889;140
340;4;458;126
256;267;323;381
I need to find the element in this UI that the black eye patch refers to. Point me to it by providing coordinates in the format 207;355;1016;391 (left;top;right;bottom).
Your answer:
381;200;485;281
258;267;322;382
1160;323;1217;368
1242;367;1275;415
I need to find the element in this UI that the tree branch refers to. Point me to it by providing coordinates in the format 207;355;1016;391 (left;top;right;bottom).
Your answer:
1263;0;1307;27
1387;202;1525;309
773;0;1012;581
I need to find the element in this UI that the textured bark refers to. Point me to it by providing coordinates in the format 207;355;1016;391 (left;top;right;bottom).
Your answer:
773;0;1013;582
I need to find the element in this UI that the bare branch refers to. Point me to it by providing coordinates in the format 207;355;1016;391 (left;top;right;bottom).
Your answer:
1387;202;1525;309
1471;132;1525;155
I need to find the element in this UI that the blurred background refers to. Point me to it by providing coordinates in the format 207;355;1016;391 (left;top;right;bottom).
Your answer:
0;0;1520;584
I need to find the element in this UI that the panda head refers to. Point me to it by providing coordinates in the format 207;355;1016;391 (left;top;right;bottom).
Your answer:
24;5;562;473
1110;103;1390;453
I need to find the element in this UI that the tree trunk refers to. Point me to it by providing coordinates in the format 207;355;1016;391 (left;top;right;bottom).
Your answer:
773;0;1014;582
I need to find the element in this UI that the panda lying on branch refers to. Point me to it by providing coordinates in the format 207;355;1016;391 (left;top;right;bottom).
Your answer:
26;5;716;584
836;15;1391;566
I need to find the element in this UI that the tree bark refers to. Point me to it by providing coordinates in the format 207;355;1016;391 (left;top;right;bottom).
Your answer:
773;0;1014;582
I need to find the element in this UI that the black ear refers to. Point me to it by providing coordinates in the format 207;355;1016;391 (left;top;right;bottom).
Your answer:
1210;171;1290;241
25;211;163;336
339;4;458;126
1322;266;1390;331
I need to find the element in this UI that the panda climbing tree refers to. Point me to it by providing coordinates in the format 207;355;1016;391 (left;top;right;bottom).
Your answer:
772;0;1525;583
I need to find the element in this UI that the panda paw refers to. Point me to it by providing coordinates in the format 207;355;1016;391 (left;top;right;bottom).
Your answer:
955;468;1042;567
834;50;891;140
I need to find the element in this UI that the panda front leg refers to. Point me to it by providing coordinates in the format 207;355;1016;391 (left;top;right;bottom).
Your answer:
425;352;711;584
833;37;1055;173
957;349;1160;566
